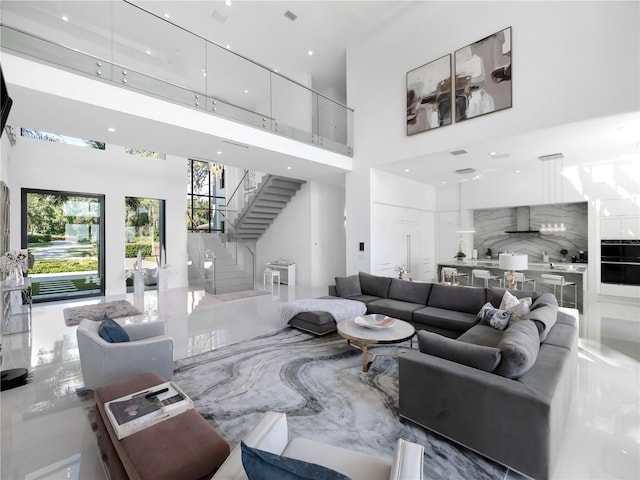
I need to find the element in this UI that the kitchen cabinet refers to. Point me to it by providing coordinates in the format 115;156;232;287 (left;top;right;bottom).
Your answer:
600;216;640;240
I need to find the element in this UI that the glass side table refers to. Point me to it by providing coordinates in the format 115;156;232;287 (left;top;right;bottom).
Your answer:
1;278;32;335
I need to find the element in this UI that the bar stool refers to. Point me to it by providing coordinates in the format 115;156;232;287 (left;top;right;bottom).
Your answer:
503;272;536;291
263;268;280;293
441;267;469;285
471;269;502;288
540;274;577;307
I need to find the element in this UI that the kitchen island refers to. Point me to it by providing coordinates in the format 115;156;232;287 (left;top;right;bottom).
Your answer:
438;260;587;312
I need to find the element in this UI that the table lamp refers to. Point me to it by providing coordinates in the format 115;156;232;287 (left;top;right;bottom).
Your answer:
499;253;528;290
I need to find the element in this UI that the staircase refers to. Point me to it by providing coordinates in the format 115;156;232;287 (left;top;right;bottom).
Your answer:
187;233;254;294
232;175;306;240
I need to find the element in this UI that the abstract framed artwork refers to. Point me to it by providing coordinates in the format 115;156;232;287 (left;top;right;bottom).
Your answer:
406;54;452;135
454;27;512;122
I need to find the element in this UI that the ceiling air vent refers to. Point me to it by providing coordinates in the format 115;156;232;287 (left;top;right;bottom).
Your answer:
538;152;564;161
455;168;476;175
284;10;298;21
211;10;228;23
449;149;468;156
222;139;250;149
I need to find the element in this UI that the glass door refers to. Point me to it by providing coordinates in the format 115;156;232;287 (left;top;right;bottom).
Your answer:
124;197;165;291
21;189;105;302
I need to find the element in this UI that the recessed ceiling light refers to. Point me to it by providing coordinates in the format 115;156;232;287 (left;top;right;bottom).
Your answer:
404;168;410;173
287;166;292;170
274;69;278;73
225;45;231;50
244;89;249;93
217;151;222;155
108;127;115;132
489;151;497;156
202;72;207;77
441;181;447;184
145;49;151;55
308;50;314;56
515;170;521;173
62;16;69;21
225;0;232;6
164;13;170;19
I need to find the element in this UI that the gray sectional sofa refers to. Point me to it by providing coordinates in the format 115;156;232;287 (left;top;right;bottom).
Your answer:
291;271;578;480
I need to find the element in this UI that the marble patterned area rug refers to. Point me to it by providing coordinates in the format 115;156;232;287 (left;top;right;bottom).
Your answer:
63;300;142;326
173;328;509;479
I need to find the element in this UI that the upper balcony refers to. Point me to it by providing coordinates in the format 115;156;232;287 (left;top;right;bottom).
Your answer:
0;1;353;156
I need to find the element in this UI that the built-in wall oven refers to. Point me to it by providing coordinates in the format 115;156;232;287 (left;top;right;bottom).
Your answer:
601;239;640;286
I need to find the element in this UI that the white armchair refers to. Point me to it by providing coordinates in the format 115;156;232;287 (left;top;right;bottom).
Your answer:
76;319;173;390
212;411;424;480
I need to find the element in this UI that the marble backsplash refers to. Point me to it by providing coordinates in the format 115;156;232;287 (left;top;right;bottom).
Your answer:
473;202;588;263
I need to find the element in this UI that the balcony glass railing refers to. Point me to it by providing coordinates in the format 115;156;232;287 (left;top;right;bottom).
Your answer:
0;0;353;156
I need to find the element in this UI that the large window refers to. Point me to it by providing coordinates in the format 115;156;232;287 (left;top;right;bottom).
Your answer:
22;189;105;302
187;159;225;232
125;197;165;291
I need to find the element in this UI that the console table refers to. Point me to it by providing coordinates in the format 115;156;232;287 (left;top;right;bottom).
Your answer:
1;278;32;335
265;262;296;285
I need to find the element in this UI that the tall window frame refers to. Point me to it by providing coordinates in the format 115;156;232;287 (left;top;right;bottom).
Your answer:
187;159;225;233
21;188;105;302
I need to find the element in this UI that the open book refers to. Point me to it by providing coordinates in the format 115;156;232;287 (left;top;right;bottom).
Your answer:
104;381;194;439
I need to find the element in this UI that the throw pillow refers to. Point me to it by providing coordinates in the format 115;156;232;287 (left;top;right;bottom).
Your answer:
493;320;540;379
334;275;361;298
499;290;532;322
476;302;511;331
98;314;130;343
417;331;502;372
241;441;350;480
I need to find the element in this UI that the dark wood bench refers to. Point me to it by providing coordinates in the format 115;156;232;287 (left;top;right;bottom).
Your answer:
93;371;230;480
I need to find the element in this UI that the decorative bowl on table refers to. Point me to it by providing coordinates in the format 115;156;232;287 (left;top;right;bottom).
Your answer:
354;315;397;329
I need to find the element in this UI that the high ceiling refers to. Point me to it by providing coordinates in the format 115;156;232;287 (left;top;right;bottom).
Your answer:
1;1;639;187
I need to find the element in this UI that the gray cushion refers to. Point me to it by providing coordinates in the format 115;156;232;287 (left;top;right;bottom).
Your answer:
427;284;486;314
413;306;478;332
531;292;559;309
358;272;392;298
487;287;540;308
457;324;504;348
366;298;423;321
417;331;502;372
526;303;559;342
334;275;361;298
388;279;431;304
98;314;130;343
342;294;381;304
494;320;540;379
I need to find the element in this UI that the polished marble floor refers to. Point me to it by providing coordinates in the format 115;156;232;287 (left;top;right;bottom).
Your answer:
1;285;639;480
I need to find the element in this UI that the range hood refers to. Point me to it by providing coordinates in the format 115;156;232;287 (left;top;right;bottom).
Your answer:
505;206;539;233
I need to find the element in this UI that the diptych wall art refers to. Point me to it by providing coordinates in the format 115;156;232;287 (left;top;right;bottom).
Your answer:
455;27;512;122
406;54;452;135
406;27;512;135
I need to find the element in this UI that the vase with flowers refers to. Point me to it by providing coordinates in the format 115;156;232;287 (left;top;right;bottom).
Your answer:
0;250;29;286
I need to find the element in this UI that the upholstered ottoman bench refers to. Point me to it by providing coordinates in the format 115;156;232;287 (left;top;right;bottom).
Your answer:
93;371;230;480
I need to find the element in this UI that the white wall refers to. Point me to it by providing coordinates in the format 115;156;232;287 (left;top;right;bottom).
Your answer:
256;179;346;287
7;135;187;295
345;0;640;287
348;1;639;164
0;132;11;184
310;181;346;286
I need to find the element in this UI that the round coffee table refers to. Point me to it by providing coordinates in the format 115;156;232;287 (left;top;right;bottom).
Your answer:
337;314;416;372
